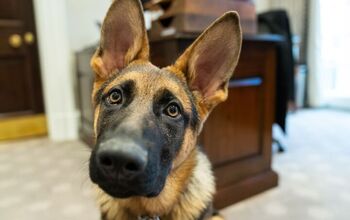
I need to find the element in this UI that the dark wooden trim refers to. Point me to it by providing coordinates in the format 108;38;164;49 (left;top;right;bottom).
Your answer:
149;33;284;43
24;0;45;114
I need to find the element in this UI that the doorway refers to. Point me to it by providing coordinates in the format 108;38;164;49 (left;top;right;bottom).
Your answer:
0;0;46;140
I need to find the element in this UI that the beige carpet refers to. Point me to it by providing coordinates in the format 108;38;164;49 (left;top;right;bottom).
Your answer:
0;109;349;220
221;109;350;220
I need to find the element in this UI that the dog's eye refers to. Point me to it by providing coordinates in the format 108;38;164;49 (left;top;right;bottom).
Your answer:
164;104;180;118
107;89;122;105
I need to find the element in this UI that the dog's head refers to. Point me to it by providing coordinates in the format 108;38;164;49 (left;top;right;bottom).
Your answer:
89;0;242;199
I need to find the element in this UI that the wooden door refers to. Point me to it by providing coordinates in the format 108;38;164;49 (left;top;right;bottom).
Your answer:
0;0;46;140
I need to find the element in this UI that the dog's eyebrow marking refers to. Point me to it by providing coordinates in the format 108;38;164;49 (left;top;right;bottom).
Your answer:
94;74;120;105
98;79;135;103
97;63;160;98
153;89;180;108
94;63;150;105
153;88;191;124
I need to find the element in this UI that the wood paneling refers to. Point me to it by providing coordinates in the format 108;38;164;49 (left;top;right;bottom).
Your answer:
202;85;262;165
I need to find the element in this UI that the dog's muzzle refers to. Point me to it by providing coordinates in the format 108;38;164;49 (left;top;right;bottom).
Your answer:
95;138;147;181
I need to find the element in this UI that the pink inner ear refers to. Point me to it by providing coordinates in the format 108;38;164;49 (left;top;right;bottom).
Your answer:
101;17;136;74
192;43;232;98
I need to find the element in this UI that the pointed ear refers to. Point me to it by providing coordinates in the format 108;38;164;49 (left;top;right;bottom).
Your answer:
171;12;242;114
91;0;149;80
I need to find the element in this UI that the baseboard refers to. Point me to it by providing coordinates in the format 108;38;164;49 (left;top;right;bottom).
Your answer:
214;170;279;209
0;114;47;141
47;111;80;141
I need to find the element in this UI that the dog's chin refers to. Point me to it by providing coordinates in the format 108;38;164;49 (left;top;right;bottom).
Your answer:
97;182;164;198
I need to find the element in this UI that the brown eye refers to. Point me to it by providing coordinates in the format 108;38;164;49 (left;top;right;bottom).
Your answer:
165;104;180;118
107;90;122;105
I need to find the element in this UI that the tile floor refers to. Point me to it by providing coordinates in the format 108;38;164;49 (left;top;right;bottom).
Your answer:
0;109;349;220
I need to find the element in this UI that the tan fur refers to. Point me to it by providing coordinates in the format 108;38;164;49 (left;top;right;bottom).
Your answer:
93;104;100;136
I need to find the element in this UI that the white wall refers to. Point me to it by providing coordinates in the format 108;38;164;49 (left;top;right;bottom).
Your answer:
255;0;271;12
307;0;322;107
33;0;110;141
65;0;110;52
34;0;77;141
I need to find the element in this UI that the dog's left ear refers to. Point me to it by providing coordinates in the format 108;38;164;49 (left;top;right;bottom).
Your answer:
91;0;149;80
171;12;242;116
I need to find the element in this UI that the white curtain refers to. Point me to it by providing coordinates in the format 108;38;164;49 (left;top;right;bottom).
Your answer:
308;0;350;108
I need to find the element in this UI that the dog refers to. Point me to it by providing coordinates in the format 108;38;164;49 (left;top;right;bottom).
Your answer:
88;0;242;219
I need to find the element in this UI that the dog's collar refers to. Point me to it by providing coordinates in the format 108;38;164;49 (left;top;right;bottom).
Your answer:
138;216;160;220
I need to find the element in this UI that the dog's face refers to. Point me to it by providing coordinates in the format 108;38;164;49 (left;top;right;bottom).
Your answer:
89;65;199;198
89;0;241;199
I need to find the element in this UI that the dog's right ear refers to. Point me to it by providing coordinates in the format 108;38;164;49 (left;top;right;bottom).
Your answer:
91;0;149;80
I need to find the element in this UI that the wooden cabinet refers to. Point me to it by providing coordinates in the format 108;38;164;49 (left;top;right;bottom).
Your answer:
76;34;280;209
76;47;96;146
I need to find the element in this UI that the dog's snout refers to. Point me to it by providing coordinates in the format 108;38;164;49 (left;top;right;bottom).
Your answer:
96;139;147;180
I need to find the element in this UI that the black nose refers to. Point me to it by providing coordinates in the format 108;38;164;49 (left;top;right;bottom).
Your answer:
96;144;147;180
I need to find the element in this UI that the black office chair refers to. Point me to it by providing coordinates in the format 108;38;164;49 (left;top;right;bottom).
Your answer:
258;10;296;153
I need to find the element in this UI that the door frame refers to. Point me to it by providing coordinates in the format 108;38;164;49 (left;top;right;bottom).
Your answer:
33;0;79;140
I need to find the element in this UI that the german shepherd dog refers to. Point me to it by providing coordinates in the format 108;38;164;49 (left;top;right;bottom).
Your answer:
88;0;242;219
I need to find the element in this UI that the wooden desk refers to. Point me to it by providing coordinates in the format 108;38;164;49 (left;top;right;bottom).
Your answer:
76;34;280;209
149;34;280;208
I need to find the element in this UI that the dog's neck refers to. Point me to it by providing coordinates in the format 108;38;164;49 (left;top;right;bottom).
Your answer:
95;148;215;220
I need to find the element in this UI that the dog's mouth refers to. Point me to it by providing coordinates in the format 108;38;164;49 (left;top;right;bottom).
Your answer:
95;179;165;198
91;174;167;198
